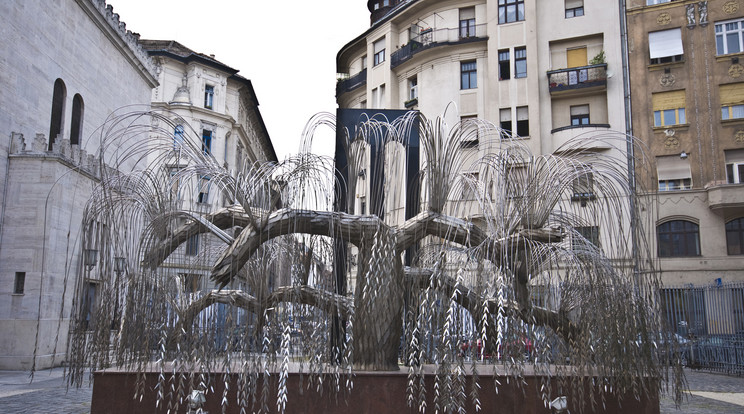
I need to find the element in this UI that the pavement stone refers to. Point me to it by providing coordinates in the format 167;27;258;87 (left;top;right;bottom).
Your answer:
0;367;742;413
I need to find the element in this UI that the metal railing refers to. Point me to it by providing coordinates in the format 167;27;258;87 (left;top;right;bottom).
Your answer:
391;24;488;68
547;64;607;94
336;68;367;96
660;281;744;375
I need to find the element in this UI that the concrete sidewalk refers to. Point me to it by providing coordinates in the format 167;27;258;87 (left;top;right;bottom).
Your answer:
0;367;742;413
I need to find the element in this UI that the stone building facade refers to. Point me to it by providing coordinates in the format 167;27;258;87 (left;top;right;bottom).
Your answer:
0;0;158;370
626;0;744;286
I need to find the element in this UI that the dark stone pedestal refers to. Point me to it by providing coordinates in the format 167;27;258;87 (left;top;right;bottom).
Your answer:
91;367;659;413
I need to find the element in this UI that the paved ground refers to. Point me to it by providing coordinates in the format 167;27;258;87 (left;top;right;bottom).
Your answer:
0;367;742;413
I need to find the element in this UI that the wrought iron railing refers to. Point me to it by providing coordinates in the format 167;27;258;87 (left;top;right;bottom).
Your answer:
336;68;367;96
391;24;488;68
660;281;744;375
547;63;607;94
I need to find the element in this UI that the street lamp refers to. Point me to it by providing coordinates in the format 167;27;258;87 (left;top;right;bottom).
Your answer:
83;248;98;271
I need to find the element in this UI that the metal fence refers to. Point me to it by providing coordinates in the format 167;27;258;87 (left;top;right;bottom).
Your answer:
660;281;744;375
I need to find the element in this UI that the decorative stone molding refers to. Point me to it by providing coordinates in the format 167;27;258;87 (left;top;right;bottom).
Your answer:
686;4;696;27
736;130;744;143
723;1;739;14
10;132;103;179
660;73;676;86
698;1;708;26
657;12;671;25
664;136;680;148
729;63;744;78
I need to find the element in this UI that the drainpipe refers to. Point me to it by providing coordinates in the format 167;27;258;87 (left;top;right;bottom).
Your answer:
619;0;640;281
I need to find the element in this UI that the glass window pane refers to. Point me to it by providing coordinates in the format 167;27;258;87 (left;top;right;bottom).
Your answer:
723;106;731;120
727;33;741;54
663;109;676;125
733;104;744;119
654;111;662;126
515;60;526;77
518;4;524;20
507;5;516;22
678;108;685;124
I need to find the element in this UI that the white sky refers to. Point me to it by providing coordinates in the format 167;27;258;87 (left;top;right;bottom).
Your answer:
110;0;370;160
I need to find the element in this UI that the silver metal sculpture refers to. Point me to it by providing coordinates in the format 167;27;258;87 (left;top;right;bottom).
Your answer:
64;108;683;413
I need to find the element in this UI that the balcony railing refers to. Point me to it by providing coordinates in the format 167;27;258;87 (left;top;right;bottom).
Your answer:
391;24;488;69
336;68;367;96
547;63;607;94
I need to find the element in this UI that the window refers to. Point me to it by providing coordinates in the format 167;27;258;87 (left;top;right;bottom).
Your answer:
725;149;744;184
460;115;479;148
657;155;692;190
565;0;584;18
182;273;201;293
361;55;368;70
204;85;214;109
652;90;686;127
70;94;84;146
14;272;25;295
514;47;527;78
409;77;418;101
516;106;529;136
657;220;700;257
379;84;386;107
197;176;210;204
462;172;479;200
202;129;212;154
572;168;594;201
646;0;671;5
569;105;590;126
459;7;476;38
186;233;199;256
373;38;386;66
174;125;185;148
500;108;512;133
81;281;98;330
649;28;684;64
573;226;600;250
48;78;66;151
726;218;744;255
461;61;477;89
498;0;525;24
498;50;511;80
715;18;744;55
720;83;744;120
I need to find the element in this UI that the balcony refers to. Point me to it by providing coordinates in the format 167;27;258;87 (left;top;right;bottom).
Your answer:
550;124;612;153
391;24;488;69
707;183;744;211
547;64;607;96
336;68;367;96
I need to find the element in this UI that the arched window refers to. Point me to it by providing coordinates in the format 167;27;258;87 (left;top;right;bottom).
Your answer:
726;218;744;255
70;94;84;146
657;219;700;257
49;79;66;150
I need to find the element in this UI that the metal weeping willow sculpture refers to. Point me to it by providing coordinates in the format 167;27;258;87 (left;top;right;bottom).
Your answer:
65;107;683;413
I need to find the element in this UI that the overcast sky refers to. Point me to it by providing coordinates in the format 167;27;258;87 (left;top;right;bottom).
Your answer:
111;0;370;160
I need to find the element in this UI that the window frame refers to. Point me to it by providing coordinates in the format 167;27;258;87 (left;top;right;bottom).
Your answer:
498;49;511;80
500;108;512;134
565;0;584;18
715;18;744;56
459;7;476;39
657;220;701;257
14;272;25;295
516;106;529;136
202;129;213;154
514;47;527;78
204;85;214;109
373;38;386;66
461;60;477;90
185;233;200;256
498;0;525;24
726;161;744;184
726;217;744;255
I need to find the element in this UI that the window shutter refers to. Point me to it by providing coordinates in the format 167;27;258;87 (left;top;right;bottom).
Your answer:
460;7;475;20
649;28;683;59
725;149;744;163
566;47;588;68
517;106;529;120
374;38;385;54
500;108;512;121
652;90;686;111
720;83;744;106
566;0;584;8
656;155;691;180
570;104;590;115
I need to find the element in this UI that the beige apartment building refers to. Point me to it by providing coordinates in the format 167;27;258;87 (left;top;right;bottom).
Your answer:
626;0;744;286
337;0;629;248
